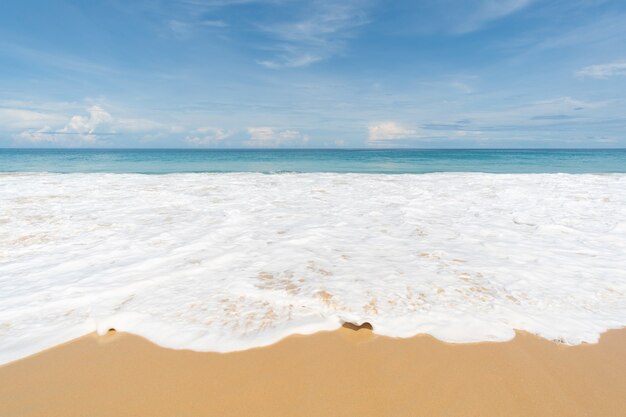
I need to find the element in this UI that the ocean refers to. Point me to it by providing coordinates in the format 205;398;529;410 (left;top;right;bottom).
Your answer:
1;149;625;365
1;148;625;174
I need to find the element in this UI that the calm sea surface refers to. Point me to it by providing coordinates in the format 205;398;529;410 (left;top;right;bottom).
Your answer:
0;149;625;174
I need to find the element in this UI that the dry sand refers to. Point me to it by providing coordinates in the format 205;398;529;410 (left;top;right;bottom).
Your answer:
1;325;625;417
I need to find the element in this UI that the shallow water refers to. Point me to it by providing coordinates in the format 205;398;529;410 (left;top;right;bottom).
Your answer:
1;172;625;364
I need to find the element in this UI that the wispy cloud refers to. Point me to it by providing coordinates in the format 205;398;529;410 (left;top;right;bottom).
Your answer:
175;0;268;12
412;96;616;142
163;0;239;38
502;11;626;62
454;0;533;34
576;61;626;79
258;53;322;69
399;0;533;35
420;76;478;94
169;20;195;38
168;18;229;38
456;96;608;128
256;0;371;68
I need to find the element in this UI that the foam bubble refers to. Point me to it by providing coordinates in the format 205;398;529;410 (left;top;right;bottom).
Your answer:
1;173;625;364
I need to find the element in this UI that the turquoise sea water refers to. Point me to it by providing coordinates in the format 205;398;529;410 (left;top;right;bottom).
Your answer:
0;149;625;174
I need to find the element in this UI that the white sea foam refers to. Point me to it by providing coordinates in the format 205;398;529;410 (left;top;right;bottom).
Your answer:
1;172;626;364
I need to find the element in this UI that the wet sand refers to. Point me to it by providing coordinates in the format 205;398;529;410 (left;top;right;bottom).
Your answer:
1;326;625;417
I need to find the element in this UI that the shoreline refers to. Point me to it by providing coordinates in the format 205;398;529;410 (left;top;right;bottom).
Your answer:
2;326;625;417
3;173;626;362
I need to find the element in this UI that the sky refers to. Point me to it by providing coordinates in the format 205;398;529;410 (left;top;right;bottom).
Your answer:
0;0;625;149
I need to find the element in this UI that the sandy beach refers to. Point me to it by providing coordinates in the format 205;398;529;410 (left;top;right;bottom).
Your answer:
2;325;625;417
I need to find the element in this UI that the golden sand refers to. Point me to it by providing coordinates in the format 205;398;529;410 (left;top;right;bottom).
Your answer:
1;325;625;417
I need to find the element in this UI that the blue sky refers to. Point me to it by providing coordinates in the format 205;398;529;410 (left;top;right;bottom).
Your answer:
0;0;625;148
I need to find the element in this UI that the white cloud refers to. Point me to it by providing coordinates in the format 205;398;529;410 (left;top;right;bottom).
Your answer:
17;105;113;144
452;0;533;34
368;122;416;142
185;127;233;145
246;127;309;146
576;61;626;79
257;0;371;68
65;106;112;135
8;101;179;146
